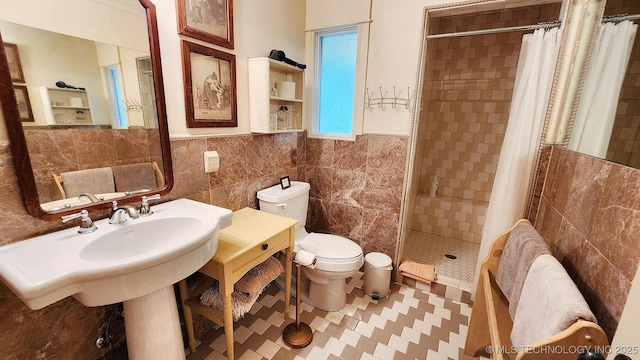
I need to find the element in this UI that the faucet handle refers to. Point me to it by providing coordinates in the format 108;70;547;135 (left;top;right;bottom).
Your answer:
140;194;161;217
61;210;97;234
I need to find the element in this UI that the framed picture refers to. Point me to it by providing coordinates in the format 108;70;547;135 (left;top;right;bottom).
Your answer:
176;0;234;49
13;85;34;122
4;43;25;83
280;176;291;190
181;40;237;128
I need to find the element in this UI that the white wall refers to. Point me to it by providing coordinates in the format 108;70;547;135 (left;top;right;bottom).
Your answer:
306;0;464;136
153;0;306;136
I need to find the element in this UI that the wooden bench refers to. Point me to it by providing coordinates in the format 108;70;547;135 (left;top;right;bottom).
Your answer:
464;219;609;360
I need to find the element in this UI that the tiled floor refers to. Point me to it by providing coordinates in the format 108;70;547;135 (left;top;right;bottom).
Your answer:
402;231;480;292
185;272;478;360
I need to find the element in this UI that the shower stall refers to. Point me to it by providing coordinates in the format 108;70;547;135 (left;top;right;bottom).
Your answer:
401;3;561;291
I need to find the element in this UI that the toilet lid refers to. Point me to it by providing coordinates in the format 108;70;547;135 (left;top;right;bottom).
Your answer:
299;233;362;260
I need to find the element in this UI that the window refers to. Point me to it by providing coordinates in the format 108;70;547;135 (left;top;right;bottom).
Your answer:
307;24;369;140
104;65;128;128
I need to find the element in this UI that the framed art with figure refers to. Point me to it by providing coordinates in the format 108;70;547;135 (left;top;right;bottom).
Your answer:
4;43;25;83
13;85;34;122
176;0;234;49
181;40;237;128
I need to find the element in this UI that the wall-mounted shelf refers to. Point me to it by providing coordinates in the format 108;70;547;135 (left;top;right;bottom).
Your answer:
248;57;304;133
40;87;94;125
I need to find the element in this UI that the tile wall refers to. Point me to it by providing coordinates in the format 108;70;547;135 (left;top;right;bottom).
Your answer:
24;128;163;203
412;5;560;243
533;146;640;341
0;130;409;358
304;135;408;260
605;1;640;168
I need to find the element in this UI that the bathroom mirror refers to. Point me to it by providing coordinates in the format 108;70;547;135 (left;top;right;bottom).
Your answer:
0;0;173;219
564;1;640;169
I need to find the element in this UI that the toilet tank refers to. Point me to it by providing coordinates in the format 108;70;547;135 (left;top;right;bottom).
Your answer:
257;181;310;231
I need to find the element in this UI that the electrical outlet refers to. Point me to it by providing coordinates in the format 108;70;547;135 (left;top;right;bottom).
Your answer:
204;151;220;173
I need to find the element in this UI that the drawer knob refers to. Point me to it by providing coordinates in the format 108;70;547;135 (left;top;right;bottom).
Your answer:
262;243;269;251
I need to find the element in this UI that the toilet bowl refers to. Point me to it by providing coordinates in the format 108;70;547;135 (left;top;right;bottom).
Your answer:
257;181;364;311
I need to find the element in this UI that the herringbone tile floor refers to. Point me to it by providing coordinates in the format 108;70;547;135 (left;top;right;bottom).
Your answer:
186;272;478;360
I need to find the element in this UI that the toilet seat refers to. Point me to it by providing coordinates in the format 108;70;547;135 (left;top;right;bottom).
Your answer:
298;233;363;272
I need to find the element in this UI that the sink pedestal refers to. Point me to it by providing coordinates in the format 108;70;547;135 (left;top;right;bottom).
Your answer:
123;285;185;359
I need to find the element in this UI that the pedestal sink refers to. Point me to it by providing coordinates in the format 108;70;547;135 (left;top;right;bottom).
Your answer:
0;198;233;359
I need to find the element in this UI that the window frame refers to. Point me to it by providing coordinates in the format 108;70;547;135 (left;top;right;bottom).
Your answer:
305;23;369;141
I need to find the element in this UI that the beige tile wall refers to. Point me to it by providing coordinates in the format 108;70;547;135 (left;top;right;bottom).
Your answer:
412;5;560;243
605;2;640;168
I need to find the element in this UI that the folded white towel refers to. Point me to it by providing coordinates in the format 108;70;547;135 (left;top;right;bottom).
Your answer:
510;254;597;350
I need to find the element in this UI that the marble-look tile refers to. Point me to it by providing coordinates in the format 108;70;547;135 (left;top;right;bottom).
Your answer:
306;138;334;167
146;128;163;159
114;129;150;161
72;129;118;166
331;169;365;207
328;202;363;241
210;182;249;211
297;132;307;166
274;132;298;169
207;135;249;189
366;135;408;175
334;136;367;171
307;197;330;234
170;138;209;199
361;209;400;260
363;173;404;213
590;164;640;281
0;283;102;360
247;175;280;209
535;197;563;256
247;134;276;178
23;130;77;170
564;154;611;240
306;165;333;201
544;147;578;214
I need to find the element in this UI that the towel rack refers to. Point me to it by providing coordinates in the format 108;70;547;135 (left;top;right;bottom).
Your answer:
365;86;412;111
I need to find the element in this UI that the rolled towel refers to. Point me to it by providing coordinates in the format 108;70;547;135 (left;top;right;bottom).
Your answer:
234;256;284;297
200;256;283;321
111;163;157;193
496;222;551;318
60;167;115;198
510;254;597;350
398;257;436;284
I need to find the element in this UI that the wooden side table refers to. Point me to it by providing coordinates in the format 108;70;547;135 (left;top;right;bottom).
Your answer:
178;207;296;360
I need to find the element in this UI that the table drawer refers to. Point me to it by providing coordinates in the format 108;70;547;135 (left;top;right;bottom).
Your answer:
241;229;290;261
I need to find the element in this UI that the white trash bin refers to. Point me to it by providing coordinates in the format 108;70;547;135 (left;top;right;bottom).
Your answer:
363;252;393;300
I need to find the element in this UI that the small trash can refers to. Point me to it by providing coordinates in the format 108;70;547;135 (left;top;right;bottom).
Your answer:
363;252;393;300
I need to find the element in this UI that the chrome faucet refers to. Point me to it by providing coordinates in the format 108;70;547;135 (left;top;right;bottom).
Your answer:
109;201;140;224
139;194;161;217
61;209;97;233
78;192;101;203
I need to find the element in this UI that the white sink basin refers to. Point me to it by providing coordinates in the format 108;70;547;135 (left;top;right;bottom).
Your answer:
0;198;233;309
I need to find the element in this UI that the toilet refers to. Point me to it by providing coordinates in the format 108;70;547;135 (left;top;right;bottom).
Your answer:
257;181;364;311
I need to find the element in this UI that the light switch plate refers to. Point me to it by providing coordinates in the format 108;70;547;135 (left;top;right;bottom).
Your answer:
204;151;220;173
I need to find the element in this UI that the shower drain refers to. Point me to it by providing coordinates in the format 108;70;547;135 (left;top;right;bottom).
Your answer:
444;254;457;259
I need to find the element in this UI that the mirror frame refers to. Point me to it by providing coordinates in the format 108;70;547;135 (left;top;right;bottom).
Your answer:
0;0;173;220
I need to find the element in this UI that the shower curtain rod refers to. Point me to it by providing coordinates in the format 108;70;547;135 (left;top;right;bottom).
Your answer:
602;14;640;23
427;13;640;40
426;21;561;39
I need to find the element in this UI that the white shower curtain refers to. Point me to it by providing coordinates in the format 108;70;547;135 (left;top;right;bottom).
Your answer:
474;28;561;294
568;20;638;157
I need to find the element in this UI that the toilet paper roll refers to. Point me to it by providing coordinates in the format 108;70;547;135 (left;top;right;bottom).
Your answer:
277;81;295;99
294;249;317;268
69;97;83;108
